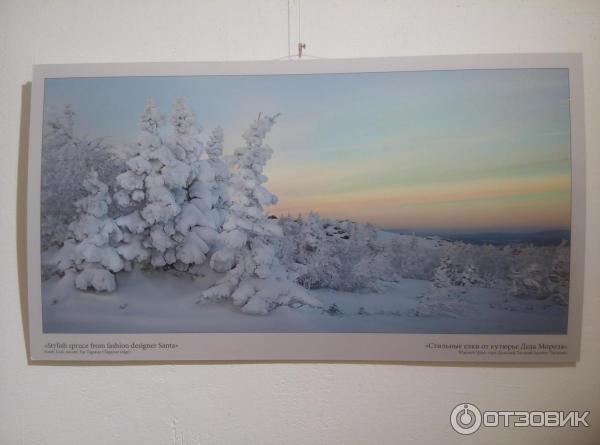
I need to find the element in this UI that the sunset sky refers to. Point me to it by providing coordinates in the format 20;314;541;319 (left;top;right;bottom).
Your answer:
44;68;572;233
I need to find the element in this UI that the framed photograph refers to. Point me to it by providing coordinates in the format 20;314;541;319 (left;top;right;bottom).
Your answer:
27;54;585;362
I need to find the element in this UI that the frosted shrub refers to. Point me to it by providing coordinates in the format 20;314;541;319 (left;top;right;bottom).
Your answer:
278;215;390;292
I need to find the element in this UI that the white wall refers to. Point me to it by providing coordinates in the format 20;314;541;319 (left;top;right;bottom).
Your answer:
1;1;599;443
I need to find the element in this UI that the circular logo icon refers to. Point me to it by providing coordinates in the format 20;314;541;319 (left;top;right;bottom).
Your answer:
450;403;482;435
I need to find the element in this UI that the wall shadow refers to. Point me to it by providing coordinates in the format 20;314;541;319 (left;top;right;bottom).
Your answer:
17;82;32;363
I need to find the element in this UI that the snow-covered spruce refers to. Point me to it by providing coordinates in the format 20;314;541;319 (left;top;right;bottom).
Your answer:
41;105;121;249
201;114;321;314
114;99;197;270
66;170;124;292
454;263;485;287
169;98;219;273
507;242;569;304
205;126;230;229
509;263;547;300
154;98;216;271
432;256;454;288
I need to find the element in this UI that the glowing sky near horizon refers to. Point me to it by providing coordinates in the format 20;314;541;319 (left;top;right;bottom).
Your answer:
44;68;572;232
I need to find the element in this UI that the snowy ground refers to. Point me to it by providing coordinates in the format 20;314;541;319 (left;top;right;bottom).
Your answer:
42;267;567;334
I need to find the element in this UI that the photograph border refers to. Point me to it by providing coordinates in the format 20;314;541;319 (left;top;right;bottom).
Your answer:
27;54;586;362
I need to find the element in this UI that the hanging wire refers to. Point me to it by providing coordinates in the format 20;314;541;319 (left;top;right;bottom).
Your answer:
287;0;291;58
274;0;325;60
298;0;301;48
